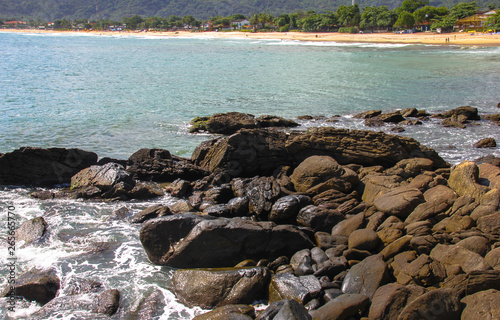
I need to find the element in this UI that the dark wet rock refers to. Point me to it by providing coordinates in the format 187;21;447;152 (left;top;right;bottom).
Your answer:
368;283;426;320
170;267;270;309
1;268;60;305
194;304;255;320
203;204;231;217
246;176;283;218
227;196;250;216
255;299;311;320
95;289;120;316
348;229;380;251
375;111;405;123
365;118;386;127
448;160;489;201
269;273;321;304
71;162;135;191
140;215;313;268
397;288;461;320
290;250;315;276
390;126;405;132
296;205;344;233
127;289;165;320
434;106;481;120
0;147;98;186
399;119;422;126
290;156;359;195
192;128;447;179
30;289;119;318
30;293;108;319
127;148;208;182
269;195;311;223
342;254;388;300
189;112;298;134
373;186;425;219
429;243;491;273
309;293;370;320
15;216;48;246
165;179;191;197
442;116;468;128
353;110;382;119
256;115;299;128
106;207;133;221
193;128;290;178
130;204;171;224
461;289;500;320
474;137;497;148
65;278;103;295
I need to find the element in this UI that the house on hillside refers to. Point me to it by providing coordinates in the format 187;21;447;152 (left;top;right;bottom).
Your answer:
455;10;497;31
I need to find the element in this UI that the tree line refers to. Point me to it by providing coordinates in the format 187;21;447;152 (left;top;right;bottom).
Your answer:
2;1;499;33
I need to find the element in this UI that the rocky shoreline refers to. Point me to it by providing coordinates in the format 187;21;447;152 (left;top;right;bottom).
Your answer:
1;108;499;319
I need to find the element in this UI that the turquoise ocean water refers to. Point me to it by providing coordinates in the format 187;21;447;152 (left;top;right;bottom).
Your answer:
0;31;499;319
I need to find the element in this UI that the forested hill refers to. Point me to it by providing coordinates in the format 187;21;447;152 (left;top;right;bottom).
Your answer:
0;0;497;21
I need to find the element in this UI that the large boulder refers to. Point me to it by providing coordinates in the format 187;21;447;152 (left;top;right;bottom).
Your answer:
342;254;389;300
286;127;447;168
192;129;290;177
434;106;481;120
140;215;314;268
373;186;425;219
127;148;208;182
169;267;270;309
429;244;491;273
461;289;500;320
30;289;120;318
269;273;322;305
71;162;135;191
190;112;299;134
396;288;461;320
448;161;489;201
15;216;48;246
192;128;447;178
1;268;60;305
0;147;98;186
368;283;426;320
290;156;359;195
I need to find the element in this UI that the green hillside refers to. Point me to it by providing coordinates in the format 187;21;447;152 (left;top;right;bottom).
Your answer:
0;0;497;21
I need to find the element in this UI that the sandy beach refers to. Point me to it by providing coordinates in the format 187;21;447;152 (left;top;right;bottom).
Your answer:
2;28;500;46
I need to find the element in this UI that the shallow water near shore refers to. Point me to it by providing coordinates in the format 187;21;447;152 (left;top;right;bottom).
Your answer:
0;31;499;319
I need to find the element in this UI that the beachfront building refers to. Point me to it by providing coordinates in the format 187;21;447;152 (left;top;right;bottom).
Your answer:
455;10;497;31
2;21;27;28
231;19;250;30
